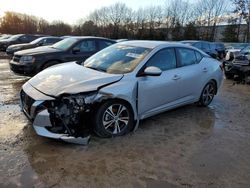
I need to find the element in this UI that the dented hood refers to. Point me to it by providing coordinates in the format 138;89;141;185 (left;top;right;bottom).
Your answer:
28;62;123;97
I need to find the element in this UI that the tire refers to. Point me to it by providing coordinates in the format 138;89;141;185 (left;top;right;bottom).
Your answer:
198;81;216;107
94;100;134;138
225;73;233;79
42;61;59;70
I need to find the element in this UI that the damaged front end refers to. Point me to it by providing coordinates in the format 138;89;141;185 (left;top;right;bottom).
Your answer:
21;86;98;145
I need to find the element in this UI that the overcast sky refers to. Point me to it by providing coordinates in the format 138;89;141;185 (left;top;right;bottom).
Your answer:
0;0;169;24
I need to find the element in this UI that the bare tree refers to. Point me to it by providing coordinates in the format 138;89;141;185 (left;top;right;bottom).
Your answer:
195;0;227;41
232;0;250;42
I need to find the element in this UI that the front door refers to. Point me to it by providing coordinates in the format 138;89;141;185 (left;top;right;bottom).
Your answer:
138;48;179;117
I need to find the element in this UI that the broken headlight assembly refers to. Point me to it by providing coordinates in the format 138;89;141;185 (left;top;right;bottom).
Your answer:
47;92;97;137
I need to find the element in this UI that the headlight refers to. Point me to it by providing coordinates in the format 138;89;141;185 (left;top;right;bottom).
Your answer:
19;56;35;64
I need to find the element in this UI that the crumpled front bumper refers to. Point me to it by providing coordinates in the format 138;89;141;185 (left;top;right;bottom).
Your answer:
21;83;90;145
32;110;90;145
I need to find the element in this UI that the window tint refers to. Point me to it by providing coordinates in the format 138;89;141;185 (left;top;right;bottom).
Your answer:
195;51;203;62
193;42;202;49
146;48;176;71
38;38;46;45
76;40;96;52
202;42;210;50
44;38;59;45
20;36;28;42
177;48;197;66
99;40;114;50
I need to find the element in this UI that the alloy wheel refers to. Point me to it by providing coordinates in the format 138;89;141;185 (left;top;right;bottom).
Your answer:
202;83;215;105
102;104;129;134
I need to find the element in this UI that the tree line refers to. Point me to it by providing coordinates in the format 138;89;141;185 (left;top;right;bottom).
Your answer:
0;0;249;42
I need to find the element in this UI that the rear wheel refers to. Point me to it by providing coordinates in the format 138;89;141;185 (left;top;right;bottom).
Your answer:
199;81;216;107
94;100;134;138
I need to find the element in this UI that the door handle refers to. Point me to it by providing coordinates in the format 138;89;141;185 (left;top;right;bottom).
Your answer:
203;68;208;72
172;75;181;80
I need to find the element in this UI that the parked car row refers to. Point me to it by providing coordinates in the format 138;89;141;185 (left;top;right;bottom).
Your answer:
9;37;116;76
180;40;226;60
0;34;49;51
6;36;62;55
0;34;224;144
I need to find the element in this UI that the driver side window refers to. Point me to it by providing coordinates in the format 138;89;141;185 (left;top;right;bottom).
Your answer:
75;40;96;52
146;48;177;71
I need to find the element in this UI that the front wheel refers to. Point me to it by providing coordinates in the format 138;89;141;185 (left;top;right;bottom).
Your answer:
199;81;216;107
94;100;134;138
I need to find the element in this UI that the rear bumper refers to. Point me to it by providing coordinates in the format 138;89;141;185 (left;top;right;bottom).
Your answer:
9;60;36;76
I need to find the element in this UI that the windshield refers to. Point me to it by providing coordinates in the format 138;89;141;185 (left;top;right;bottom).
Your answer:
52;38;78;50
8;34;23;40
30;37;44;44
84;44;151;74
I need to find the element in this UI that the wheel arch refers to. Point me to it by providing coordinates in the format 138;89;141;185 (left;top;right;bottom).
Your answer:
40;59;63;70
210;79;218;94
93;97;135;116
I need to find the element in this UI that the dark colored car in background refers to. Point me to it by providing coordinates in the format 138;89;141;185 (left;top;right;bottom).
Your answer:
0;34;46;51
212;42;226;59
181;40;218;59
223;45;250;83
9;36;116;76
6;36;62;56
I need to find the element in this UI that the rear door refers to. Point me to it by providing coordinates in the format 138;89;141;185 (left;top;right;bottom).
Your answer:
174;47;206;102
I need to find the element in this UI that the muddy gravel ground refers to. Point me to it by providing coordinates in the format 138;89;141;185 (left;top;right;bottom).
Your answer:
0;58;250;188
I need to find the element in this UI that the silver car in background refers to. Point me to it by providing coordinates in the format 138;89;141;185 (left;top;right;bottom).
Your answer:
20;41;224;144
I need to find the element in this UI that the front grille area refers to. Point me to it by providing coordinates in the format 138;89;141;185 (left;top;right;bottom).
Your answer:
20;90;35;116
13;55;21;62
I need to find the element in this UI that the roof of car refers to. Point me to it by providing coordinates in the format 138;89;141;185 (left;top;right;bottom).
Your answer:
66;36;115;41
118;40;196;49
181;40;211;43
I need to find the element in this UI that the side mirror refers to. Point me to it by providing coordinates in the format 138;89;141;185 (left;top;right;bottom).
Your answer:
72;47;80;54
143;66;162;76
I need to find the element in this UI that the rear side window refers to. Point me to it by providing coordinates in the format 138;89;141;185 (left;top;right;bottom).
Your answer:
146;48;177;71
177;48;197;66
99;40;114;50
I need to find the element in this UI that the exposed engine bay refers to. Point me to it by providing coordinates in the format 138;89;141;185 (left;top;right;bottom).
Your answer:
47;93;98;138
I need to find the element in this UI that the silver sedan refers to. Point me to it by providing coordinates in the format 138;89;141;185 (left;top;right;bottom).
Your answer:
20;41;224;144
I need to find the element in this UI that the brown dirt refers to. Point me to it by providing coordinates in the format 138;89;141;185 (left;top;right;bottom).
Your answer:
0;58;250;188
